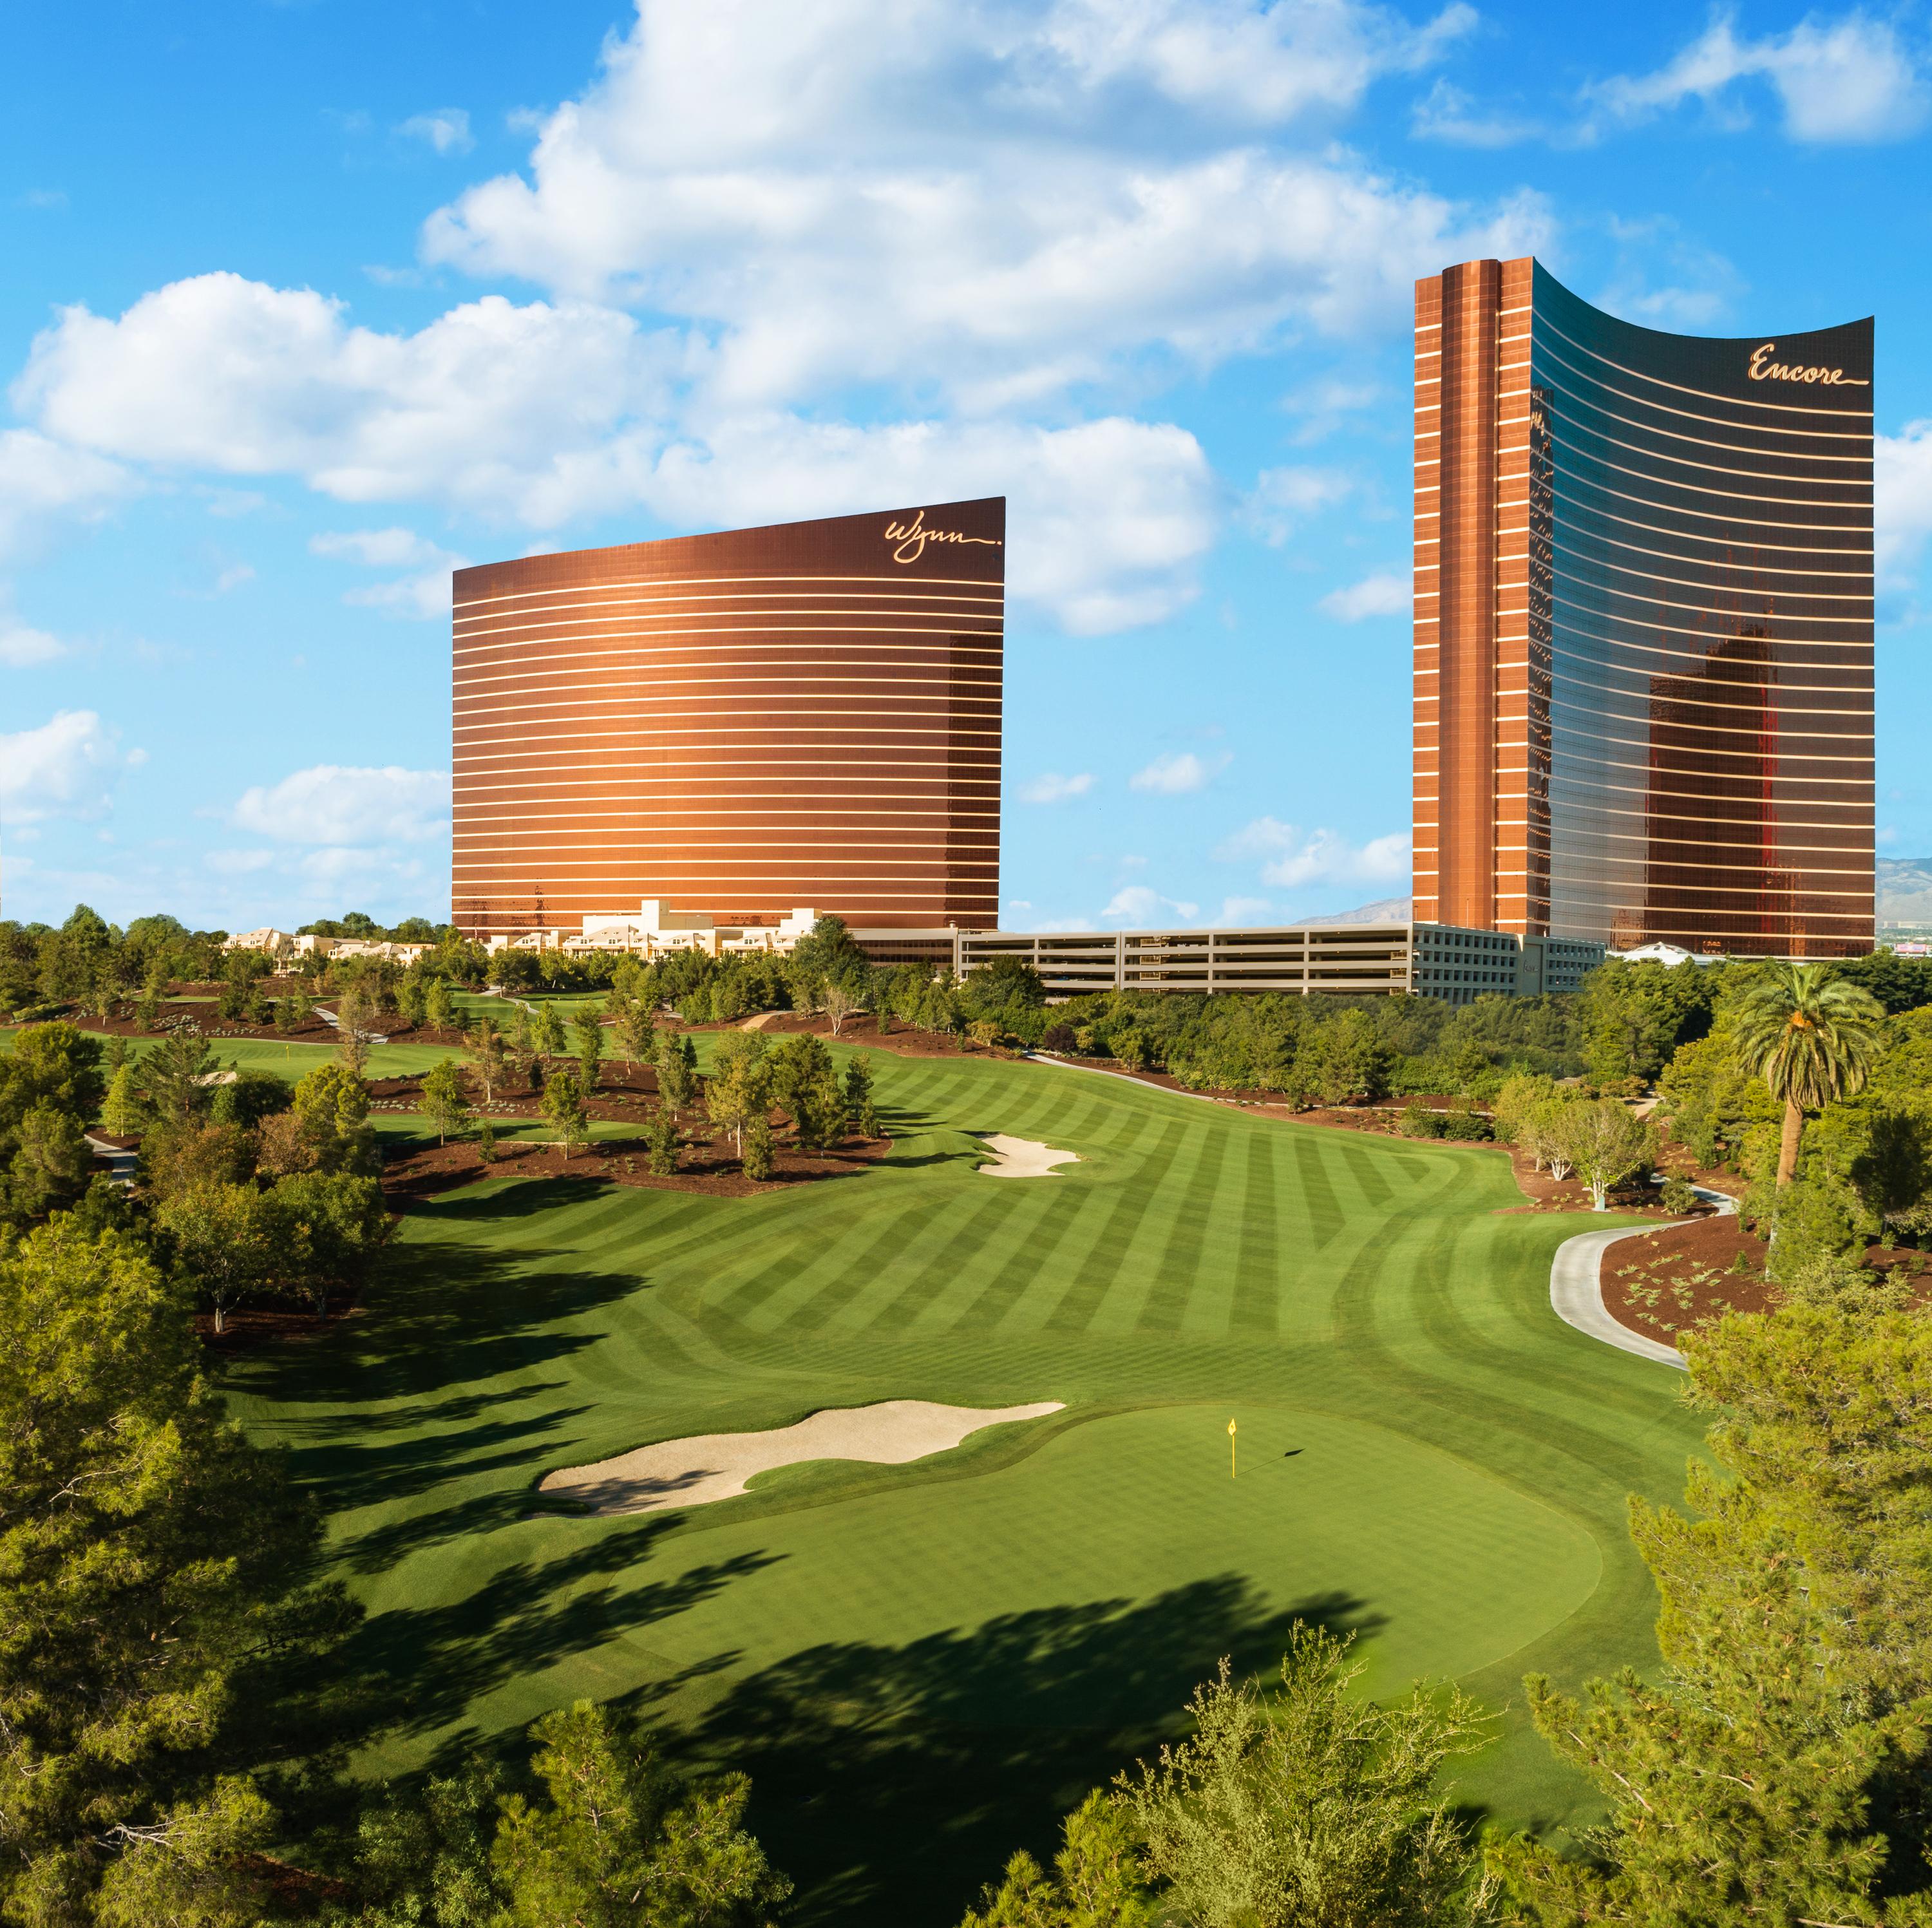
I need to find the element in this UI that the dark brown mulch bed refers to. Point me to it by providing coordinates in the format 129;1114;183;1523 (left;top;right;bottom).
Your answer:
379;1126;893;1205
195;1295;366;1352
1601;1213;1932;1346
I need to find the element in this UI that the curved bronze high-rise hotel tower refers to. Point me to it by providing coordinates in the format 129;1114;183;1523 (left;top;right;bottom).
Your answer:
1414;258;1873;956
451;499;1003;941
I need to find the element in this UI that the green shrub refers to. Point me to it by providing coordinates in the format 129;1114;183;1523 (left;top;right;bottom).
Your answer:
1659;1174;1700;1215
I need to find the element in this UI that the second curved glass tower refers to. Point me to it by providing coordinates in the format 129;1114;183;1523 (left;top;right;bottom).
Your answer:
1414;257;1873;958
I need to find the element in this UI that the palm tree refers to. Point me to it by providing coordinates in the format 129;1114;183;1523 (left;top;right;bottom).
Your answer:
1730;962;1885;1186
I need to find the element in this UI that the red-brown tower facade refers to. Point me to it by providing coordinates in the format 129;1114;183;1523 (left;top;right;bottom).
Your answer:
1414;258;1873;957
451;500;1004;941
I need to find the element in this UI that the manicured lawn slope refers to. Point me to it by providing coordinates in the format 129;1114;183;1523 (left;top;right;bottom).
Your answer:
216;1048;1694;1925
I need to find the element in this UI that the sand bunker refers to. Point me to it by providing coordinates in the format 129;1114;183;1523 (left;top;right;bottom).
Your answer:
540;1398;1065;1516
976;1134;1080;1178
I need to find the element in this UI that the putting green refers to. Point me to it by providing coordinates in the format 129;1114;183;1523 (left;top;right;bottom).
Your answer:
202;1044;1694;1925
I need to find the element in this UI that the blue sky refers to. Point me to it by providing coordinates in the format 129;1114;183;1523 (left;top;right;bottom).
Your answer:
3;0;1929;934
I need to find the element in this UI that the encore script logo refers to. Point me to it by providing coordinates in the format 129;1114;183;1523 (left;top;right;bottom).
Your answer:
882;508;1003;565
1748;343;1868;388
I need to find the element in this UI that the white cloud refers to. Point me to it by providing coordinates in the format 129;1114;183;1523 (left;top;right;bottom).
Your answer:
1130;750;1225;795
0;610;64;666
0;428;135;560
212;563;256;595
230;764;451;846
1218;815;1409;887
1410;77;1542;147
1103;884;1199;923
420;0;1547;408
13;273;674;520
1320;571;1408;619
399;108;475;155
1877;421;1932;583
0;711;138;825
1019;771;1095;803
14;274;1213;632
1587;10;1929;144
633;412;1217;632
1243;464;1354;545
312;526;469;618
1038;0;1477;123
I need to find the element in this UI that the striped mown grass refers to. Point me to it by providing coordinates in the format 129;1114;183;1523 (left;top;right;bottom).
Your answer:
212;1043;1694;1927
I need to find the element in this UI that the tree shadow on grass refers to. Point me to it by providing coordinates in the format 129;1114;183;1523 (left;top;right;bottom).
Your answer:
343;1519;785;1751
229;1234;645;1411
297;1400;598;1520
684;1578;1381;1928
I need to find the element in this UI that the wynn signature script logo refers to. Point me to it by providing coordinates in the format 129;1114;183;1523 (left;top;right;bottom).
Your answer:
882;509;1003;565
1748;343;1868;388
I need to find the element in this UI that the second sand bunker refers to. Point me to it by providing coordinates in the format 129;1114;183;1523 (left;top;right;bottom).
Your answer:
540;1399;1066;1516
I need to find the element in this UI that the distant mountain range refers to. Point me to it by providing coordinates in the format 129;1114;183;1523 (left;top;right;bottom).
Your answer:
1880;857;1932;926
1319;860;1932;932
1311;896;1412;926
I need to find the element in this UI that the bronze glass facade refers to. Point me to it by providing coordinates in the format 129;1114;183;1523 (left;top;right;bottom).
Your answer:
451;500;1003;941
1416;258;1873;956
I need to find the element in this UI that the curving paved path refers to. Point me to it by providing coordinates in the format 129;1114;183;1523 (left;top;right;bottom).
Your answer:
1548;1182;1737;1372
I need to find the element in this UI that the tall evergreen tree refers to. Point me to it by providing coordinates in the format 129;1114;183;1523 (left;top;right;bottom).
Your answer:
0;1220;355;1923
1494;1304;1932;1925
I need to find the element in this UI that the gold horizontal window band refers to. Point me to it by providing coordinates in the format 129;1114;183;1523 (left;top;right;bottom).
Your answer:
1544;462;1871;540
1543;650;1873;704
1542;436;1870;509
453;723;1005;742
1550;601;1872;649
1541;442;1869;513
446;634;1005;665
1547;719;1873;762
453;762;999;780
1539;743;1871;786
455;572;1006;609
455;666;1003;695
454;698;1003;725
1544;542;1871;597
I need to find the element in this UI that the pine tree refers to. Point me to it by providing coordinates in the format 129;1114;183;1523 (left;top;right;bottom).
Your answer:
419;1058;473;1146
540;1068;589;1160
466;1019;509;1106
573;1002;605;1094
100;1062;143;1137
643;1107;679;1177
741;1114;775;1180
1493;1304;1932;1925
655;1028;696;1111
0;1220;355;1919
844;1054;880;1139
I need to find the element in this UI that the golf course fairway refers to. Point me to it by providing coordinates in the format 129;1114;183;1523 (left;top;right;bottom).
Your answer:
223;1042;1701;1924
